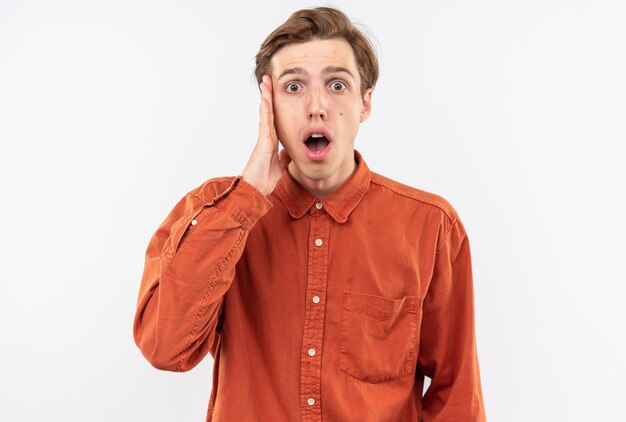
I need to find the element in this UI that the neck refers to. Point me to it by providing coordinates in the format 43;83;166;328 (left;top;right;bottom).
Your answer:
288;158;357;198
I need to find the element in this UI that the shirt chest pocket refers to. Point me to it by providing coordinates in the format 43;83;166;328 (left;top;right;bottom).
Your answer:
339;291;422;384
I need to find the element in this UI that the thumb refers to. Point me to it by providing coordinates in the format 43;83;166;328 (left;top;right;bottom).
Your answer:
278;148;292;171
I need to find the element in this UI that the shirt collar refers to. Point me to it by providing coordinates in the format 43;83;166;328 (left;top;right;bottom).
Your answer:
272;150;371;224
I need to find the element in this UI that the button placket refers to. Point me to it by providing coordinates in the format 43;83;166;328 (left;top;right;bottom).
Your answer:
300;211;329;421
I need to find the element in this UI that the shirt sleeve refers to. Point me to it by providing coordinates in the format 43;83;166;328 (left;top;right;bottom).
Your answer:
133;177;272;372
417;215;486;421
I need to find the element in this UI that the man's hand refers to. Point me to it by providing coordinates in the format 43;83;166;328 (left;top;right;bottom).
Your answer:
242;75;291;196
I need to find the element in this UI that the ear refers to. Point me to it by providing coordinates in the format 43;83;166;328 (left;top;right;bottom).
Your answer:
360;88;373;123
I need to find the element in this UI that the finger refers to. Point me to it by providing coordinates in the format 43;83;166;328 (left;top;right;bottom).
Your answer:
259;97;272;142
263;75;276;128
259;78;271;107
260;82;274;129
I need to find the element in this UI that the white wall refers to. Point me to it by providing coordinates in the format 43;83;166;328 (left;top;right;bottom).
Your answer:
2;0;625;420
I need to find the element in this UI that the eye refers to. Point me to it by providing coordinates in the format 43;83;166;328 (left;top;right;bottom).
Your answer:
330;81;347;91
286;82;301;93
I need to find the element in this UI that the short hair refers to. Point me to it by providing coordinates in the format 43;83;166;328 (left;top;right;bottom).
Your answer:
254;7;379;96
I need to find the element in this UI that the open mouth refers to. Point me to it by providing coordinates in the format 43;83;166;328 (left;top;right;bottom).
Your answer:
302;130;333;161
304;134;330;152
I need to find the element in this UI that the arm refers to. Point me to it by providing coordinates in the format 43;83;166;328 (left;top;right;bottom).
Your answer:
134;74;289;372
417;216;486;421
133;178;272;371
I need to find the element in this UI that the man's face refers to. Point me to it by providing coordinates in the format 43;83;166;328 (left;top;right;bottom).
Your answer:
270;38;372;196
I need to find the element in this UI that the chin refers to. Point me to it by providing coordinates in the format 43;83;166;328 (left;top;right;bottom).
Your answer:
291;159;330;179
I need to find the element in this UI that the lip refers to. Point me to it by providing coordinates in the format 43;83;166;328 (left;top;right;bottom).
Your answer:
302;127;333;161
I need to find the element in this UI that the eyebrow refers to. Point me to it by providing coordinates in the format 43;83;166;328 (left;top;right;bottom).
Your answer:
277;66;356;82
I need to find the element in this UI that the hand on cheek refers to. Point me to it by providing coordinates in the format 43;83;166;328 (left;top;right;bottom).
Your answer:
242;75;291;196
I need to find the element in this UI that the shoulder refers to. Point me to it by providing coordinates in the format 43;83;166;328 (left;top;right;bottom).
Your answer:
369;171;458;221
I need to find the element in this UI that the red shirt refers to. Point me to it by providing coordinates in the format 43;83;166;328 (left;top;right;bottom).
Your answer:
134;152;486;421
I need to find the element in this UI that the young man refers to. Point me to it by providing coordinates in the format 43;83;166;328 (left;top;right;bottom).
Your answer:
134;7;486;421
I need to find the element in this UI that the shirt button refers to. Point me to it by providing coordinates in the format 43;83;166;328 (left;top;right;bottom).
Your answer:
315;202;323;209
307;398;315;406
314;239;323;247
191;219;198;226
312;296;320;304
308;348;316;356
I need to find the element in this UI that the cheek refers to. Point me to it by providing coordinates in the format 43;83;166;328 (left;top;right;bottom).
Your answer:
274;100;297;123
273;106;296;144
337;106;362;126
272;105;288;129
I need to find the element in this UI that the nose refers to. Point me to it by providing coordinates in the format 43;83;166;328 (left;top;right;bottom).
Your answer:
309;108;327;119
307;87;328;121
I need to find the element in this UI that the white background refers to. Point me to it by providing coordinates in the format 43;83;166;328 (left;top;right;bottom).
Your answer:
2;0;625;421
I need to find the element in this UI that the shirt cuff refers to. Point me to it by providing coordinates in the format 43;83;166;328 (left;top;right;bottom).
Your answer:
213;177;273;231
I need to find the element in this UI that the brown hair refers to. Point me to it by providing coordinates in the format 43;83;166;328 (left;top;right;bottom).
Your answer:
254;7;379;96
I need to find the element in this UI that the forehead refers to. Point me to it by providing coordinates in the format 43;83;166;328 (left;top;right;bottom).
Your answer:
271;38;358;77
